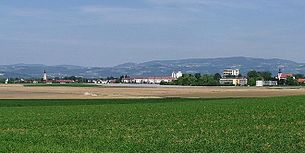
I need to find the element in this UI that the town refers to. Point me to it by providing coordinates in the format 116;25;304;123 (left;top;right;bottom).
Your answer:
1;68;305;87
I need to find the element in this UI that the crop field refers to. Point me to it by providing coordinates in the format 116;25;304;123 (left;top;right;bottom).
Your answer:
1;96;305;152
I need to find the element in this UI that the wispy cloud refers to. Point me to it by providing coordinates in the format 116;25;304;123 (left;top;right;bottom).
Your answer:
148;0;305;13
147;0;260;10
79;5;191;24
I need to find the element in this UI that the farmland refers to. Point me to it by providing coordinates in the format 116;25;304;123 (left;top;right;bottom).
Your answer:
1;84;305;99
1;96;305;152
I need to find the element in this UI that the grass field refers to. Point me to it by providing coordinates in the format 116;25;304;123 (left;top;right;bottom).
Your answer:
1;96;305;152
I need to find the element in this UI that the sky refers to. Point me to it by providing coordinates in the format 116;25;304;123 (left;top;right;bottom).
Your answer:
0;0;305;67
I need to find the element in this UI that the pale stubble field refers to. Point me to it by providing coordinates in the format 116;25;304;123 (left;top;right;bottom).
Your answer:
0;84;304;99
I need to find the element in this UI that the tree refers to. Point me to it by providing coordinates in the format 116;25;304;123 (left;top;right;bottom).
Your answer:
214;73;222;81
248;78;256;86
247;71;274;86
167;73;220;86
286;77;299;86
194;73;201;79
295;74;304;79
247;71;259;78
259;71;273;80
0;77;5;84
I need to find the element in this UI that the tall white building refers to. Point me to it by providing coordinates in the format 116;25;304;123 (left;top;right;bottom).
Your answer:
172;71;183;79
43;70;48;81
223;69;240;76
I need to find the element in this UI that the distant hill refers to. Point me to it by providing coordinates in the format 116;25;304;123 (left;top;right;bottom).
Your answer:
0;57;304;78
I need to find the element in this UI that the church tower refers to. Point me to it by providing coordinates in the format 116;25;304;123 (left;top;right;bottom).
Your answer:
277;68;282;81
43;70;48;81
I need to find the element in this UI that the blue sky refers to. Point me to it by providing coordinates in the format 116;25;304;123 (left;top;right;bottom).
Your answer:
0;0;305;66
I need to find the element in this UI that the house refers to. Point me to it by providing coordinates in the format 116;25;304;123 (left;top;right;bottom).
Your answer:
46;80;74;84
223;69;240;77
219;78;248;86
277;73;295;80
298;78;305;84
256;80;278;87
122;77;174;84
56;80;75;84
122;71;182;84
91;80;109;84
277;69;295;80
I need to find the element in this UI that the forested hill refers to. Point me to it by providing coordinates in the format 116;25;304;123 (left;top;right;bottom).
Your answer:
0;57;304;78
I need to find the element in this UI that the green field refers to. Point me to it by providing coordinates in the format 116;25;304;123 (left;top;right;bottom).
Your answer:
1;96;305;152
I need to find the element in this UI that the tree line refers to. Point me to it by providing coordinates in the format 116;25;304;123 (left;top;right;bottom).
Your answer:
161;73;223;86
161;71;305;86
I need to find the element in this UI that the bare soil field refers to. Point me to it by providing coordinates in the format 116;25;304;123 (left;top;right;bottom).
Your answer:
0;84;305;99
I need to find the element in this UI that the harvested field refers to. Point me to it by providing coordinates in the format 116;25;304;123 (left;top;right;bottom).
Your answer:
0;84;304;99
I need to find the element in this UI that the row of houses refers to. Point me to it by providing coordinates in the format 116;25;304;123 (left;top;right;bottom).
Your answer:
37;69;305;86
96;69;303;86
121;71;183;84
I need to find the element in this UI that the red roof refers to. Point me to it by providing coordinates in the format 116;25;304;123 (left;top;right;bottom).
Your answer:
279;73;294;79
298;78;305;83
133;77;174;80
56;80;75;83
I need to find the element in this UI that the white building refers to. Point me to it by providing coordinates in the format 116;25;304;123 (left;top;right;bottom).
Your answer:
223;69;240;77
256;80;278;87
172;71;183;79
92;80;109;84
123;77;174;84
122;71;182;84
43;70;47;81
219;78;248;86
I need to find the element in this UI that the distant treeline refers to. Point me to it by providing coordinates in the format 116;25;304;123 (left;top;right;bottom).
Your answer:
161;71;305;86
247;71;303;86
161;73;222;86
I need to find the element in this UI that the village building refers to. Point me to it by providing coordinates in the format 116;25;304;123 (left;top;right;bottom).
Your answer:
43;70;48;81
298;78;305;84
172;71;183;79
122;71;182;84
220;69;247;86
219;78;248;86
45;80;75;84
256;80;278;87
276;69;295;80
122;76;175;84
223;69;240;77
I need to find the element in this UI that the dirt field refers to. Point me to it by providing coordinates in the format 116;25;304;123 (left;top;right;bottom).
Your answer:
0;84;305;99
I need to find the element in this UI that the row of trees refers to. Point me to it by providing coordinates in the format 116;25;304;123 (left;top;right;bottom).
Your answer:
161;73;223;86
162;71;305;86
247;71;304;86
0;77;6;83
247;71;274;86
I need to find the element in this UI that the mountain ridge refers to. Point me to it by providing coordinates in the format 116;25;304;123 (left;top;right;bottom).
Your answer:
0;57;304;78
